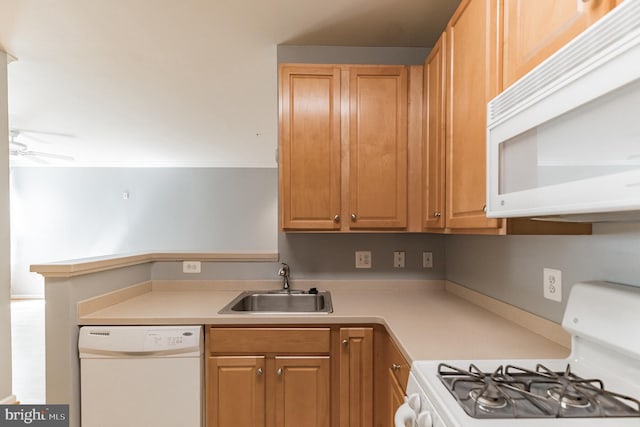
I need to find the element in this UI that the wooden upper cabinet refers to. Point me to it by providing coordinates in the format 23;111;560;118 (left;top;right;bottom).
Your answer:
348;67;408;229
423;33;447;231
279;65;341;230
279;64;412;232
445;0;501;230
502;0;617;89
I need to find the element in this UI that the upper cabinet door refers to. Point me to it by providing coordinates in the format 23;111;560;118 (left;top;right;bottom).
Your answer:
423;33;447;231
279;65;342;230
445;0;501;230
348;66;408;229
502;0;617;88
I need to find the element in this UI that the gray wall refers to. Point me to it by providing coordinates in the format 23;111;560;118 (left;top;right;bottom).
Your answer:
151;232;445;282
445;222;640;323
11;167;447;296
10;167;278;297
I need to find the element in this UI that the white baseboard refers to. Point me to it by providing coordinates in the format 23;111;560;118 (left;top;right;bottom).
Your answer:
0;394;18;404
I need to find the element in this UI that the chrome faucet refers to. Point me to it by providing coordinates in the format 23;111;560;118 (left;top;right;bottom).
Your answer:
278;263;290;292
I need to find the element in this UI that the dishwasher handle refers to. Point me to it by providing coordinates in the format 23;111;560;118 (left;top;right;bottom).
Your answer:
79;348;202;358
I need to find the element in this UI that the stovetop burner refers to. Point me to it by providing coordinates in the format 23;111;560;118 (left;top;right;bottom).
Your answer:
438;363;640;419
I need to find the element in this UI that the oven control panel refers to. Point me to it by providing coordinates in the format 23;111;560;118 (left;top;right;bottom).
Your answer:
403;373;445;427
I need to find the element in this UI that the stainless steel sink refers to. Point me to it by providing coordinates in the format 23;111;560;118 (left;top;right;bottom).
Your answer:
218;290;333;314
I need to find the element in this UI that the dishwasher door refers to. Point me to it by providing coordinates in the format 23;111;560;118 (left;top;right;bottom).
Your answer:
79;325;203;427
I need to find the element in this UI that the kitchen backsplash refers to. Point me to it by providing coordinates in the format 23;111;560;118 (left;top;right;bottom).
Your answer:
445;221;640;323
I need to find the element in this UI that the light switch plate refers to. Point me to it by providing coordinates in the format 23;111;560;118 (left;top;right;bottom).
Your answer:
543;268;562;302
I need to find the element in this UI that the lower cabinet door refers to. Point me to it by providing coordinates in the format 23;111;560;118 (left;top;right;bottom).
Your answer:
274;356;331;427
340;327;373;427
207;356;266;427
388;370;405;427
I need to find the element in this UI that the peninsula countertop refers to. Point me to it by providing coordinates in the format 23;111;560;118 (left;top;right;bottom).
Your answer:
78;280;571;363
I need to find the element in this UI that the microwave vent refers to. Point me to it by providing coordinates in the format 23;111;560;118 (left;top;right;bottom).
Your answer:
489;0;640;125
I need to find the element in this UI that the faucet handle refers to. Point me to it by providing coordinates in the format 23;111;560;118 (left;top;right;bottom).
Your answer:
278;263;291;291
278;262;290;276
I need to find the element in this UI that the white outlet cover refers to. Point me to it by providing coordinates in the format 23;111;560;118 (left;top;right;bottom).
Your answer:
543;268;562;302
183;261;202;274
393;251;405;268
422;252;433;269
355;251;372;269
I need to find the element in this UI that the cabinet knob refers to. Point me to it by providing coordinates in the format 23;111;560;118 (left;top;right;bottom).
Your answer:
392;363;401;371
483;204;487;213
433;211;441;218
342;339;349;346
351;214;357;222
334;214;340;223
277;368;283;376
256;368;263;376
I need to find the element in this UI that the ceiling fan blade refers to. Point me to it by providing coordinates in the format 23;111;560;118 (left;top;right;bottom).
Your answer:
10;128;76;139
26;150;75;161
9;153;49;165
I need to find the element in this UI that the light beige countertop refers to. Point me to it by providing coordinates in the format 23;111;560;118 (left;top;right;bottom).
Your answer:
78;280;571;363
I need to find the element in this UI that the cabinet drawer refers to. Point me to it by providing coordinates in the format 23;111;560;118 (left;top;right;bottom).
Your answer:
387;336;410;391
209;327;331;354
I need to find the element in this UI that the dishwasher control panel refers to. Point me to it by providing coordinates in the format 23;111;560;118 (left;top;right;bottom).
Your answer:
144;329;197;350
79;325;202;356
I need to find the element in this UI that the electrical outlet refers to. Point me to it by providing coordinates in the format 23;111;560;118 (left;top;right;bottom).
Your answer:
183;261;201;274
543;268;562;302
355;251;372;269
422;252;433;269
393;251;405;268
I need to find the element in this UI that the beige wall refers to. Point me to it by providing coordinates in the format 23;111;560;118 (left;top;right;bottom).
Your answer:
0;51;15;403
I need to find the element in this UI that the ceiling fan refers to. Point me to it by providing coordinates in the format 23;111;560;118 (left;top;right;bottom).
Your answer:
8;129;75;164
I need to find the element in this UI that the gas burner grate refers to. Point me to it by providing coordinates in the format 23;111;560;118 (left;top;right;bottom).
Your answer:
437;363;640;419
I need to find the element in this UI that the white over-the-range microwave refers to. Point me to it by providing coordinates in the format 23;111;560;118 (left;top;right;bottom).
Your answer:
486;0;640;222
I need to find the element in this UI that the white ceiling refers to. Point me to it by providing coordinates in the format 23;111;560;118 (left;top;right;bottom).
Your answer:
0;0;460;167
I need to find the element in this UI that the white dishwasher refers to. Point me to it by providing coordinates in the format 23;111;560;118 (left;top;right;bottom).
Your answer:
79;325;203;427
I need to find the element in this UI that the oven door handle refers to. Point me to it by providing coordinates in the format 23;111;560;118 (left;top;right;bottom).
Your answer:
394;401;416;427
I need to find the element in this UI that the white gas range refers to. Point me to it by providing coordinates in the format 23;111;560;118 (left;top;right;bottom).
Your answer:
396;281;640;427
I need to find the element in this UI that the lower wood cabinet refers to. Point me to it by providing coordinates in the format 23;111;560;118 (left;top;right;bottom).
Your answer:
208;355;330;427
208;356;266;427
339;328;373;427
206;326;371;427
373;327;411;427
387;371;405;427
275;356;331;427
